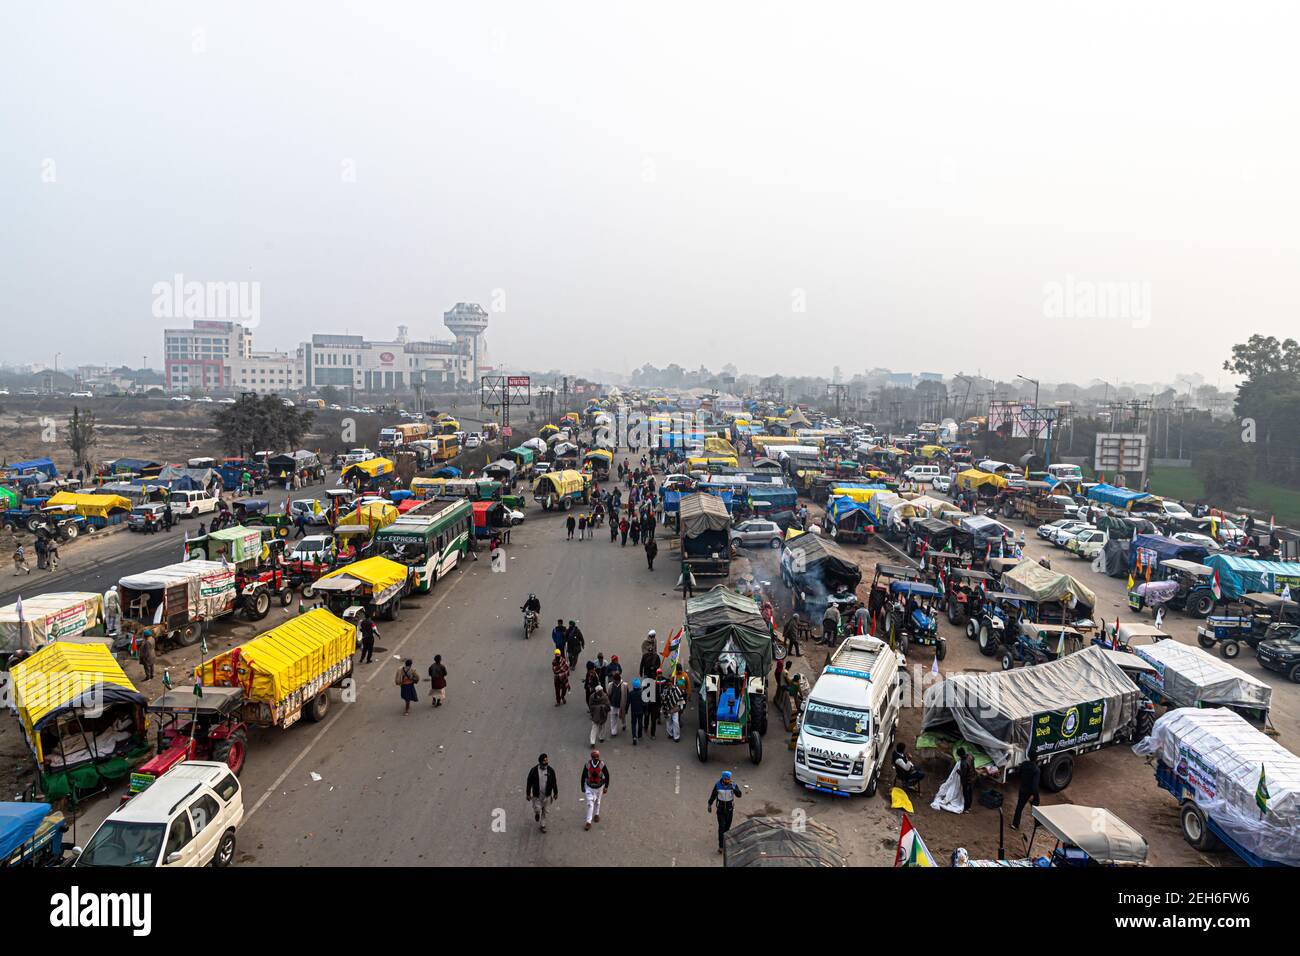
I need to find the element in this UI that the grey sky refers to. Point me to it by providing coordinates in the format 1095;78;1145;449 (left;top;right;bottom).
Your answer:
3;1;1296;383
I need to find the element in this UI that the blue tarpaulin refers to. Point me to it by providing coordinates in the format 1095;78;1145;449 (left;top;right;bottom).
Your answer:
1086;483;1154;509
431;467;461;478
0;802;52;859
748;487;797;508
109;458;161;475
662;490;682;514
1203;554;1300;600
3;457;58;478
1129;534;1209;568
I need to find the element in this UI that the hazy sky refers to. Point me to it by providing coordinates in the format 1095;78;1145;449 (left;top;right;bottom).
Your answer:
3;1;1297;383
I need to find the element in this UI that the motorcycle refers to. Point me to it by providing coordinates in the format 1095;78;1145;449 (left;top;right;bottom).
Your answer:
522;608;539;640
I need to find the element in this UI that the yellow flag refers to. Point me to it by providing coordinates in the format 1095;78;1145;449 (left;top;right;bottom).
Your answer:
1127;572;1135;590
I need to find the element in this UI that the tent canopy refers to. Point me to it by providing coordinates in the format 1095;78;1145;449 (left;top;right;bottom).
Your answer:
1031;805;1148;864
782;534;862;590
678;492;731;537
1001;558;1096;609
686;588;773;685
1086;483;1155;509
45;491;133;518
0;802;54;859
9;642;144;743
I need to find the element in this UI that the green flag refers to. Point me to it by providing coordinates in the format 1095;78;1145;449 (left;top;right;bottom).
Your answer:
161;669;172;690
193;680;204;699
1256;764;1270;815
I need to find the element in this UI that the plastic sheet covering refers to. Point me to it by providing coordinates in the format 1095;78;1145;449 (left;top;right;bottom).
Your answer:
1133;640;1272;712
921;646;1140;767
678;492;731;537
118;561;236;620
0;592;102;653
1001;558;1096;610
1134;708;1300;866
724;815;843;867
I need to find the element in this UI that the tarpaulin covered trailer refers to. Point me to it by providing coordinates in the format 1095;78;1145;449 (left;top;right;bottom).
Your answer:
1133;639;1272;721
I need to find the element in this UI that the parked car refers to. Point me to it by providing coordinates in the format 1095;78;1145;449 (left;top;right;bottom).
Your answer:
218;397;237;404
1049;521;1093;547
1037;519;1074;541
730;519;784;549
74;761;242;867
169;394;192;402
1067;527;1109;560
127;503;168;531
172;489;219;517
195;396;214;403
902;464;940;484
1171;531;1223;553
69;390;93;398
931;475;953;493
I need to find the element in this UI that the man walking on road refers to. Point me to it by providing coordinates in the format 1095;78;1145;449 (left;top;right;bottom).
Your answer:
358;611;377;664
606;669;629;737
552;649;570;704
564;620;585;671
13;544;32;576
581;749;610;831
551;619;567;656
566;513;576;541
526;754;558;833
427;654;447;708
707;770;743;854
588;684;610;746
628;678;647;745
644;535;658;571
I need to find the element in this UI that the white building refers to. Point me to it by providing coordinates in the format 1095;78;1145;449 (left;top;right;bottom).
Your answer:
302;327;470;392
163;320;252;392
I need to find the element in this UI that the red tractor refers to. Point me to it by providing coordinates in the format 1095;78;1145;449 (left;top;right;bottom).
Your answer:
125;687;248;802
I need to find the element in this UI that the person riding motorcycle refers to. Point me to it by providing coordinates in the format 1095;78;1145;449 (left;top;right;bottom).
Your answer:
521;593;541;638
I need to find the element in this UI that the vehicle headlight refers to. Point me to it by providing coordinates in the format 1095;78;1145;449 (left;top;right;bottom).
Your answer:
851;758;865;776
796;748;806;765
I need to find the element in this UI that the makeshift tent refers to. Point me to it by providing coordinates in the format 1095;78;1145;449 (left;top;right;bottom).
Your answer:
921;646;1140;768
685;587;773;687
910;516;969;550
959;515;1016;551
909;494;962;516
118;560;238;627
783;409;812;428
0;486;20;509
1129;534;1209;569
483;459;517;481
8;642;147;799
0;592;103;654
1203;554;1300;602
534;470;588;499
1134;708;1300;866
1133;640;1272;715
746;486;797;511
1001;558;1096;610
152;465;221;490
782;534;862;590
1086;483;1155;510
185;525;264;564
678;492;731;537
955;469;1007;491
43;491;132;520
338;501;399;531
724;815;844;867
340;457;395;481
107;458;161;476
4;457;58;477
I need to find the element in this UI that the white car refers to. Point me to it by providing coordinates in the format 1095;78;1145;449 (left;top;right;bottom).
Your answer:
170;394;192;402
464;435;482;449
931;475;953;493
289;534;334;562
218;397;237;404
195;396;214;403
1067;528;1108;559
69;390;93;398
171;489;219;517
282;399;295;407
1037;519;1073;541
1171;531;1222;553
1157;500;1192;519
75;761;243;867
1049;521;1093;547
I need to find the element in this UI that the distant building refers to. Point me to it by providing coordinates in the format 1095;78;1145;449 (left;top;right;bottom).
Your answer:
443;303;489;381
888;372;915;387
302;327;470;392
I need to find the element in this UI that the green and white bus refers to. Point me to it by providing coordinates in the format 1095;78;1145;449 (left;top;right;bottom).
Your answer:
372;499;472;593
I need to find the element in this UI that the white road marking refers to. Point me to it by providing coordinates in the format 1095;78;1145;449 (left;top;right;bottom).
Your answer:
245;570;468;821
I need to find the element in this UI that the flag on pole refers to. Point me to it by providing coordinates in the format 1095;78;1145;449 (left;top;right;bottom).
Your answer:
1211;568;1223;602
1269;514;1275;532
1281;585;1292;602
1056;626;1067;657
894;814;935;867
182;531;189;560
660;627;684;676
162;669;173;690
1127;571;1135;591
15;595;22;624
930;654;939;677
1256;764;1271;815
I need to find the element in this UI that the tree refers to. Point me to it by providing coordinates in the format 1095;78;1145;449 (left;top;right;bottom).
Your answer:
212;393;315;457
1223;334;1300;378
319;385;344;406
1197;448;1253;507
65;406;98;472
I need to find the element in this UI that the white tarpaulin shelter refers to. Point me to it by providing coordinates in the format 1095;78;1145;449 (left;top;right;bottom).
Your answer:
1002;558;1097;610
0;592;103;654
921;646;1140;768
1031;805;1148;864
1134;708;1300;866
1133;639;1271;714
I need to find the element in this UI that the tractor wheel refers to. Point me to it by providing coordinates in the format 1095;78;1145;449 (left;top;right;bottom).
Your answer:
1136;709;1156;740
947;603;960;626
751;695;769;736
966;619;978;640
748;731;763;765
1191;593;1216;618
1197;632;1217;649
385;596;402;621
1043;753;1074;793
1000;650;1013;671
212;732;247;775
1220;640;1240;659
936;637;947;662
1179;801;1219;851
301;582;315;599
278;587;293;607
245;590;271;621
978;624;996;656
62;524;79;540
305;690;330;722
212;830;236;868
562;497;573;512
25;516;42;533
695;729;709;763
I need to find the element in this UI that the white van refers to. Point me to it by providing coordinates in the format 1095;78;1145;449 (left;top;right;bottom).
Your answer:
171;489;219;517
902;464;940;484
794;636;902;796
75;761;243;867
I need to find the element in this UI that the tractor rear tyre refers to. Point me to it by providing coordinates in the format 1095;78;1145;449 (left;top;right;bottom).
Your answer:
978;624;996;656
748;731;763;765
245;590;272;621
176;624;202;647
695;729;709;763
751;695;769;736
212;732;247;775
1221;640;1240;659
936;637;947;662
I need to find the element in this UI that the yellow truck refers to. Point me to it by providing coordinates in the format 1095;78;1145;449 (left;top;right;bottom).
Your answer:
533;469;591;511
196;608;357;728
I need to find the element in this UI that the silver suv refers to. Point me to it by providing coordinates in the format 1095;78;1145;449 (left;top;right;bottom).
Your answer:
731;519;783;549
